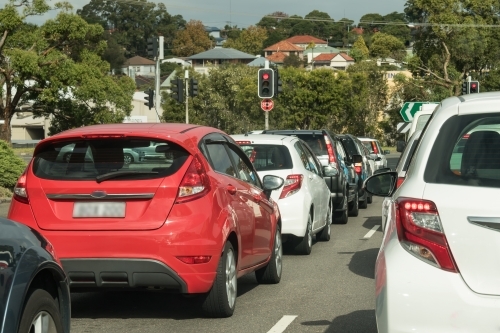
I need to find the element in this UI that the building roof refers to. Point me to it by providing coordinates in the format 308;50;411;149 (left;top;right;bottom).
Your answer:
285;35;327;45
313;53;355;62
205;26;221;32
351;27;364;35
264;41;303;52
266;52;287;63
187;48;256;60
303;46;340;54
123;56;155;66
247;57;276;67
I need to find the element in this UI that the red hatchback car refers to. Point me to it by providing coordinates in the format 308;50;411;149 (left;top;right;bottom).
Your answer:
8;123;285;317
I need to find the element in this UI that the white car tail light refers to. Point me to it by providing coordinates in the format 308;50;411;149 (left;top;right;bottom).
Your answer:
14;172;29;204
323;134;337;165
279;174;303;199
395;197;458;273
176;155;210;203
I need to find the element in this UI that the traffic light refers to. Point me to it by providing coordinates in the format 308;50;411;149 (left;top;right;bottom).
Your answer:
274;69;282;97
144;89;154;110
258;68;274;98
171;78;184;103
147;37;158;58
469;81;479;93
461;81;468;95
189;78;198;97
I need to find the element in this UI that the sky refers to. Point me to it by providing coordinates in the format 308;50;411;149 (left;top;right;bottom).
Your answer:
2;0;406;28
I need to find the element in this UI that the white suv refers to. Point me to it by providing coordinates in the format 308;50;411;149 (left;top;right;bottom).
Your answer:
232;134;332;255
365;92;500;332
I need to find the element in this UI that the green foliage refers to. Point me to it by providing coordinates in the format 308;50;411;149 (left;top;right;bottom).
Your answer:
223;26;268;55
283;54;304;68
0;140;26;190
172;20;212;57
370;33;406;60
351;36;370;61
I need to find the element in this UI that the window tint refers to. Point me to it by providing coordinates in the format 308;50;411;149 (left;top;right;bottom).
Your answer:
289;134;327;156
227;146;259;186
416;114;431;132
339;137;358;156
361;141;373;153
424;114;500;188
206;144;236;177
294;142;309;170
33;139;189;181
237;144;293;171
301;142;320;175
335;141;346;161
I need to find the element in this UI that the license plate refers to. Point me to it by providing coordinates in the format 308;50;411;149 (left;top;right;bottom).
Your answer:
73;202;126;218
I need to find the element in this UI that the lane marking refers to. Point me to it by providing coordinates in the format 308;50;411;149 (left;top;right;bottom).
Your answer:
267;315;297;333
363;225;380;239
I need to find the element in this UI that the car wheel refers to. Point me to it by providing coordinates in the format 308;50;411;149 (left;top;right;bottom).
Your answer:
348;192;359;217
359;192;368;209
334;188;349;224
123;153;134;165
18;289;64;333
295;213;313;255
202;242;237;318
367;195;373;204
317;201;332;241
63;153;71;163
255;225;282;284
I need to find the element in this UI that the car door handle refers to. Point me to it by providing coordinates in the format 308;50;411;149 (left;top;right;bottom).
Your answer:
227;185;237;195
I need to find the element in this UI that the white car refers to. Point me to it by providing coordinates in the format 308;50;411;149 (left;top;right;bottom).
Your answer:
380;130;422;231
232;134;332;255
358;137;389;170
365;92;500;332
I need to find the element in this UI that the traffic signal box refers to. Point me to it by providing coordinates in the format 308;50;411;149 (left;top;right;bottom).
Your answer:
258;69;274;98
147;37;158;58
462;81;480;95
144;89;154;109
171;78;184;103
189;79;198;97
274;69;282;97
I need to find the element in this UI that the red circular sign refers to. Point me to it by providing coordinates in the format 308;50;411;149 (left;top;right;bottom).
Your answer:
261;99;274;112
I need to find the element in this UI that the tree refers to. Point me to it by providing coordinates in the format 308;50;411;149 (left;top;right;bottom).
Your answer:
0;1;136;142
283;54;303;68
370;33;407;60
223;26;268;55
351;36;370;61
303;10;336;39
0;140;25;190
172;20;212;57
381;12;412;46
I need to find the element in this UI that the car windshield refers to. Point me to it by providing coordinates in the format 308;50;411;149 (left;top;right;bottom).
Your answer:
33;138;189;181
237;144;293;171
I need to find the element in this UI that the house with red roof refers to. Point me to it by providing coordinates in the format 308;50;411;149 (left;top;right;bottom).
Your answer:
284;35;328;50
312;53;355;70
264;41;304;60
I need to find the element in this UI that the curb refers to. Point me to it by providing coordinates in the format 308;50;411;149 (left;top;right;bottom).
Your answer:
0;198;12;204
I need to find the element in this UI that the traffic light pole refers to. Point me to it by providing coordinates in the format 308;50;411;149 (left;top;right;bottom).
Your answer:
185;70;189;124
154;58;160;123
264;60;269;130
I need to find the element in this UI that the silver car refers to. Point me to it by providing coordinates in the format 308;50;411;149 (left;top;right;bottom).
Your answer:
358;137;389;170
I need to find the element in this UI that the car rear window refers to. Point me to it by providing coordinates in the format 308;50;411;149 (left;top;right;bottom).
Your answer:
287;134;328;156
424;114;500;188
33;138;189;181
339;137;358;156
237;144;293;171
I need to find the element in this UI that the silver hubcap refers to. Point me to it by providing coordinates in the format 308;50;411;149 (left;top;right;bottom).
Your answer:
275;230;282;276
30;311;57;333
225;249;237;309
327;206;332;235
124;155;132;164
307;216;312;248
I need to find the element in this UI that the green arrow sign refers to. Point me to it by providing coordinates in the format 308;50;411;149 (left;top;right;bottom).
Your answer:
400;102;439;122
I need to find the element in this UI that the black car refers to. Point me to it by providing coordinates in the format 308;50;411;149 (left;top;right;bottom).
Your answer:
337;134;373;210
262;129;362;224
0;218;70;333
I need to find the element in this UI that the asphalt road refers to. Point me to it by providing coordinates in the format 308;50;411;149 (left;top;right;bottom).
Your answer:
0;155;401;333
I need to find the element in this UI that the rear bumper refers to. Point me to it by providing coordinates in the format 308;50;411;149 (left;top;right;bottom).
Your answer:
277;194;308;237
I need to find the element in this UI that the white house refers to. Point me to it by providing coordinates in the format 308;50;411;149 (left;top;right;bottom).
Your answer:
312;53;355;70
121;56;156;78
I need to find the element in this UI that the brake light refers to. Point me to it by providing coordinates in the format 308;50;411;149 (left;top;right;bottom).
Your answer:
371;141;379;154
176;155;210;203
177;256;212;264
354;163;362;174
463;134;470;139
236;141;251;145
395;198;458;273
396;177;405;188
13;171;29;204
324;135;336;165
81;134;125;139
279;174;303;199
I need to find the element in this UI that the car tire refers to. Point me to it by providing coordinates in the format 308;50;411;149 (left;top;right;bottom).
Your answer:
18;289;64;333
334;189;349;224
123;153;134;165
317;202;332;241
201;242;237;318
359;192;368;209
348;192;359;217
295;213;313;255
367;195;373;204
255;225;282;284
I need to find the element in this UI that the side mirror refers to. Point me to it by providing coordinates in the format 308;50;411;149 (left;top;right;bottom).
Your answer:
262;175;284;193
323;165;338;177
352;154;363;164
364;172;398;197
396;141;406;153
374;167;391;175
384;150;391;155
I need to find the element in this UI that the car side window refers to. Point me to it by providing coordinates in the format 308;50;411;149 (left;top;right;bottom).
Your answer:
301;142;320;175
205;143;237;178
335;141;346;161
226;145;260;187
294;142;310;170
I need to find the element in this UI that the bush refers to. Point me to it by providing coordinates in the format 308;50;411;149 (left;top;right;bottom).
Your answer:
0;186;12;198
0;140;26;189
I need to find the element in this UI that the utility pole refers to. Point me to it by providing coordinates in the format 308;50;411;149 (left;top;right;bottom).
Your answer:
264;60;269;130
185;69;189;124
153;36;164;123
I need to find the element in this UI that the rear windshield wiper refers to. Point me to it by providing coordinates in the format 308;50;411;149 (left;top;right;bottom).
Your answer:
96;170;158;183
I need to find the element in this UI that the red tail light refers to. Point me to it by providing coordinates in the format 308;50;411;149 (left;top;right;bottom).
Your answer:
463;134;470;139
396;177;405;188
395;198;458;273
279;174;303;199
354;163;362;174
236;141;251;145
13;171;29;204
176;155;210;204
371;141;379;154
177;256;212;264
324;135;337;165
81;134;125;139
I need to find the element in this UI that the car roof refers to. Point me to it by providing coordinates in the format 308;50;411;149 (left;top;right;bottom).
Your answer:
231;134;298;145
262;129;325;135
357;137;378;141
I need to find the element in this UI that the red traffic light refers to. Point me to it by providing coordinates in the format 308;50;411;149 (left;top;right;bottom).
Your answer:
262;73;269;80
471;83;477;89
